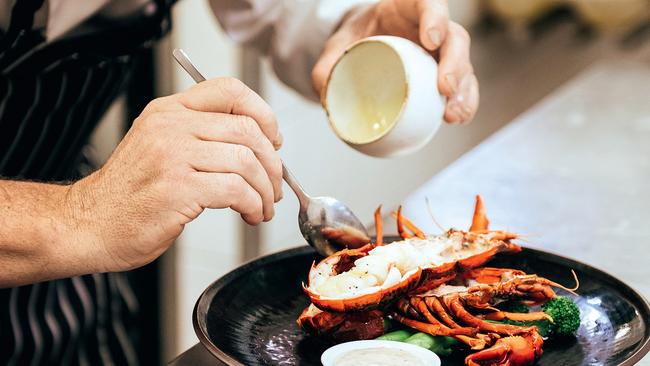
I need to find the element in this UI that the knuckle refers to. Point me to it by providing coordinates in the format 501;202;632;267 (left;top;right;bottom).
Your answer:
451;22;471;43
224;174;245;196
219;77;248;99
234;115;261;141
234;145;256;169
145;96;176;113
271;157;282;182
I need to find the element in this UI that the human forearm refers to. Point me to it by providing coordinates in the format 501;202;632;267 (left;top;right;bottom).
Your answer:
0;78;284;287
0;180;99;287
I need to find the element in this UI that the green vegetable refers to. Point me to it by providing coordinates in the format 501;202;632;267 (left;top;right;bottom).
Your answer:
499;301;530;314
542;296;581;337
500;319;553;338
428;336;459;357
491;296;580;338
376;330;413;342
404;332;436;350
402;333;459;356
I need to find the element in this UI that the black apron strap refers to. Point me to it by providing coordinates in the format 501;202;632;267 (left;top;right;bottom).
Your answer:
7;0;46;32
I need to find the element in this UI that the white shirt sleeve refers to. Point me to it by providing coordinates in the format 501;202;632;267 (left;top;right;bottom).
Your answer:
209;0;377;100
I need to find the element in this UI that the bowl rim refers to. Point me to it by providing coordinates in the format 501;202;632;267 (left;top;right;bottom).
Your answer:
322;36;410;146
320;339;441;366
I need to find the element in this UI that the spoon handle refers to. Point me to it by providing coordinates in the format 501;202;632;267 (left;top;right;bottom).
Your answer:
173;49;206;83
281;165;310;208
172;48;311;209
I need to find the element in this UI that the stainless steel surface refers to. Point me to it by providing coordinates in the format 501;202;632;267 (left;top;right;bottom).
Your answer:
399;60;650;299
172;49;370;257
169;59;650;366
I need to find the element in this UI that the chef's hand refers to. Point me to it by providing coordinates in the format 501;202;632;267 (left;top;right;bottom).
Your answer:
65;78;283;272
313;0;478;124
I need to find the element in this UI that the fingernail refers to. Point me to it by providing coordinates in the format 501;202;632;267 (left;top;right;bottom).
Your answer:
445;104;464;124
445;73;459;95
273;132;283;150
428;28;441;49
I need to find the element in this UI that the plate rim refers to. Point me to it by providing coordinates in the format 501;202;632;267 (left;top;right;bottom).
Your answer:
193;243;650;366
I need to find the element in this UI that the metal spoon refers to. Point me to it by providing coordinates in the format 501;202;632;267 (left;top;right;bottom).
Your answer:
172;48;370;256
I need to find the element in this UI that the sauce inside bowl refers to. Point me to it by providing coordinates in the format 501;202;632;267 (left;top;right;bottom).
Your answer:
334;347;426;366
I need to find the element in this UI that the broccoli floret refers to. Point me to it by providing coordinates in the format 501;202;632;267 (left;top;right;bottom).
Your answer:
498;301;530;314
542;296;581;336
490;297;579;338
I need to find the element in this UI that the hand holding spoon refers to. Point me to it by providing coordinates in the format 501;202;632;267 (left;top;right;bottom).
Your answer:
172;48;370;256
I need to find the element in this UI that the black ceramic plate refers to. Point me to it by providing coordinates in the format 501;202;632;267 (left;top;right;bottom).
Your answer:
193;240;650;366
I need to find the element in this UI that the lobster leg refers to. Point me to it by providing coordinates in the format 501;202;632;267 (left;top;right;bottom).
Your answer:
410;298;477;336
484;311;554;323
391;312;469;337
374;205;383;246
425;297;464;329
462;267;526;285
444;295;533;336
397;298;422;320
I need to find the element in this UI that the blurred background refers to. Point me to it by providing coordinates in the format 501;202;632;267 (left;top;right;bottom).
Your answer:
87;0;650;361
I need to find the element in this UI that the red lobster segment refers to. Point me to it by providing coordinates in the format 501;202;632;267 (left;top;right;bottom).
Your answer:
296;195;576;365
303;196;522;313
390;267;577;365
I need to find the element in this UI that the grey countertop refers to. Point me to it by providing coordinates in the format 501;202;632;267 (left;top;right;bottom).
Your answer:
169;60;650;365
400;60;650;299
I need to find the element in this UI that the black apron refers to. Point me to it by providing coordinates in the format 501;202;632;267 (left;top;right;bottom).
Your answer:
0;0;173;364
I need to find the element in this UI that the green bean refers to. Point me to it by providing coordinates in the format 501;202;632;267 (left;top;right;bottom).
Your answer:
404;332;436;349
376;329;413;342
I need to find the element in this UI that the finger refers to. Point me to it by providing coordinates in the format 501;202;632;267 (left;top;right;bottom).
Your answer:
435;22;478;123
417;0;450;51
142;95;185;115
189;172;264;225
178;110;283;202
312;29;360;97
444;73;479;124
437;22;472;97
179;77;283;149
188;142;275;222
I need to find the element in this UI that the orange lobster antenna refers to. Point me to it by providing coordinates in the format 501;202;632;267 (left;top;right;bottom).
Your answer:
374;205;383;246
469;195;489;232
396;206;414;239
425;197;447;232
390;211;426;239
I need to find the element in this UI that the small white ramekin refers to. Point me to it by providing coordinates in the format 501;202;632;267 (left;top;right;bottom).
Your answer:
323;36;444;158
320;340;441;366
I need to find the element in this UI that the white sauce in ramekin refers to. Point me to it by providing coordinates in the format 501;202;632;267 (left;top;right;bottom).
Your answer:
334;347;426;366
321;340;440;366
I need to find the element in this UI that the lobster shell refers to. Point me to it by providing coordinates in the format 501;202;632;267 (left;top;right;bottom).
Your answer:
302;196;521;313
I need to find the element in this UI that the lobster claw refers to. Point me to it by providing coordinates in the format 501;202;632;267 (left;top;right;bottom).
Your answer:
464;330;544;366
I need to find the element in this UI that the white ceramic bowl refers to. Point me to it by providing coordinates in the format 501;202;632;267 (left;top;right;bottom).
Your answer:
323;36;444;158
321;340;441;366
